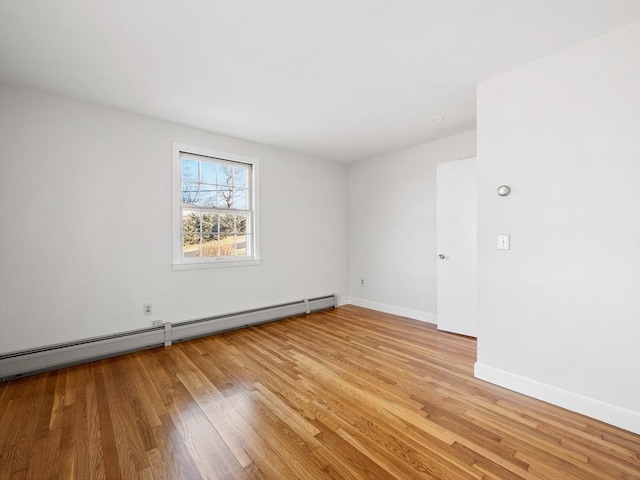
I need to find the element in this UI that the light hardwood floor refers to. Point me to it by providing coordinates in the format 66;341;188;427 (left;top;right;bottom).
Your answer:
1;305;638;479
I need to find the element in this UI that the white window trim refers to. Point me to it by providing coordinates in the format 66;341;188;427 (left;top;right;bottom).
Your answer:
172;142;262;271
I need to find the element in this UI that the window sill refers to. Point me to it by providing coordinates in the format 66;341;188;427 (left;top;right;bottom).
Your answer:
172;258;262;271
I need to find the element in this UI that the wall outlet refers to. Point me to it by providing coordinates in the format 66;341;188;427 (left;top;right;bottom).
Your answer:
152;319;163;326
497;234;510;250
143;303;152;315
360;278;365;287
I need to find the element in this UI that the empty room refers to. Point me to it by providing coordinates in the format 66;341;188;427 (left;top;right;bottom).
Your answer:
0;1;639;479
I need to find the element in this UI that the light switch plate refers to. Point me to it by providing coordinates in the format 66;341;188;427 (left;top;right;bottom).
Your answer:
497;234;510;250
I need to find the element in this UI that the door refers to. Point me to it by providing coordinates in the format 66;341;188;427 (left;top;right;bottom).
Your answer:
436;157;477;337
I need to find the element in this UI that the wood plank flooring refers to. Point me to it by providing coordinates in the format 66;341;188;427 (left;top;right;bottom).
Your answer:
1;305;639;479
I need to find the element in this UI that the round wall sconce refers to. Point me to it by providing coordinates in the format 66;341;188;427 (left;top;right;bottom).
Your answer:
497;185;511;196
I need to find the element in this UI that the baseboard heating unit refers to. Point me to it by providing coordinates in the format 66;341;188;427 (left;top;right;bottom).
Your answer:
0;294;337;381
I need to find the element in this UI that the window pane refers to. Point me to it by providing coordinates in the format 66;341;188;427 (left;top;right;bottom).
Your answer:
235;234;249;256
235;213;248;234
182;210;201;234
233;189;248;210
233;166;248;187
181;182;200;205
220;234;233;256
181;159;199;182
201;234;218;257
217;164;232;187
182;209;201;258
219;213;234;234
183;241;200;258
217;190;232;209
196;186;216;208
202;212;218;234
201;162;216;184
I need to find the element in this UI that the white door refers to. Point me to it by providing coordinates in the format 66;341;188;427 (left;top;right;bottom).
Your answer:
436;158;477;337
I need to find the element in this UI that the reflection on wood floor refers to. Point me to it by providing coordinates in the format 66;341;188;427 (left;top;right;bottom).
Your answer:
1;305;638;479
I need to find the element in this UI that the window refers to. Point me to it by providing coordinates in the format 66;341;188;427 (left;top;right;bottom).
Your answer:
172;143;261;270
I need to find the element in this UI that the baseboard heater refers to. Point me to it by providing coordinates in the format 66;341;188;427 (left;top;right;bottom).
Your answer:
0;294;337;382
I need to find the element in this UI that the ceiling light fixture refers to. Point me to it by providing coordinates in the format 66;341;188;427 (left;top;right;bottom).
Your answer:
427;116;443;123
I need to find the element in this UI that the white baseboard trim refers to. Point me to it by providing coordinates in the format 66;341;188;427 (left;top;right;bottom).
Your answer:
337;296;352;307
474;362;640;434
345;297;437;325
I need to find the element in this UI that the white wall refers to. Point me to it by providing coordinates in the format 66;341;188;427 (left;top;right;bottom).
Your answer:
475;22;640;433
347;131;476;321
0;84;348;353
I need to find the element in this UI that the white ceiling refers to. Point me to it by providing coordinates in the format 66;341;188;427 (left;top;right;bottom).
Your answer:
1;1;638;162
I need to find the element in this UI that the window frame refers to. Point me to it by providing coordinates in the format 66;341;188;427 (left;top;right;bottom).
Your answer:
172;142;261;270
